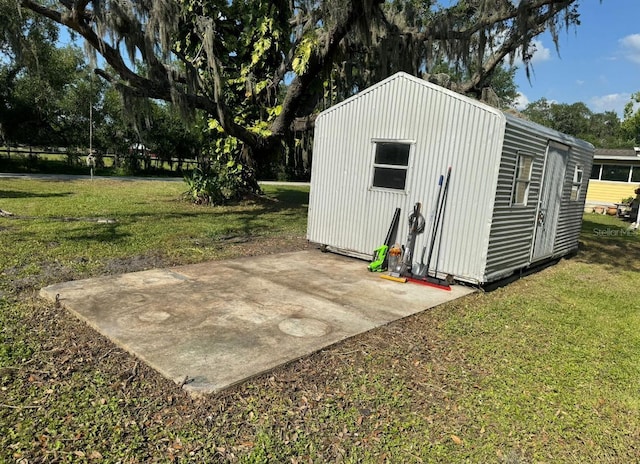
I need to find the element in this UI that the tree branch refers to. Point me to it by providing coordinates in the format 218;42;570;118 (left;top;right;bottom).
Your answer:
20;0;149;89
457;0;573;94
269;0;384;139
18;0;245;136
18;0;584;164
421;0;576;42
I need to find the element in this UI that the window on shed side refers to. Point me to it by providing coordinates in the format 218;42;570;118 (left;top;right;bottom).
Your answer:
372;141;411;190
511;153;534;206
570;164;584;201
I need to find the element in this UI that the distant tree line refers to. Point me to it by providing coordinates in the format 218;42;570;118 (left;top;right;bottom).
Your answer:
0;47;203;174
520;97;640;148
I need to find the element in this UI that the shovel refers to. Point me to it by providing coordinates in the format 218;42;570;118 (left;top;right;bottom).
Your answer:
414;172;445;277
411;167;453;290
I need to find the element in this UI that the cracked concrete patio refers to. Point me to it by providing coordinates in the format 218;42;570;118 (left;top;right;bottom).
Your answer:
40;250;474;395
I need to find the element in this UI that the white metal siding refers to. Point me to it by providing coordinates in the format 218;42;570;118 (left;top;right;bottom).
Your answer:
506;116;594;261
307;73;505;283
485;119;545;280
554;142;594;256
307;73;594;285
485;116;594;282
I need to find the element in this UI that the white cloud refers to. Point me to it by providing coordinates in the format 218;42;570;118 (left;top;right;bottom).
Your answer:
590;93;631;117
529;40;552;64
513;92;530;110
512;39;553;68
576;80;585;86
619;34;640;64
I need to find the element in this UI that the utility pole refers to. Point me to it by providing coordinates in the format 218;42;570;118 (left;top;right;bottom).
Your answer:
87;72;95;180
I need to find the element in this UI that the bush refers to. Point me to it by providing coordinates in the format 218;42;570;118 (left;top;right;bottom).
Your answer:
183;156;259;205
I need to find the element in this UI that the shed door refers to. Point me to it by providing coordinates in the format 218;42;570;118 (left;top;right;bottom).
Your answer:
531;142;569;261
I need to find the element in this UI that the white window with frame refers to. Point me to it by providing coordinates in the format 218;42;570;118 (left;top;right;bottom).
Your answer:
371;140;412;191
591;164;640;182
570;164;584;201
511;152;534;206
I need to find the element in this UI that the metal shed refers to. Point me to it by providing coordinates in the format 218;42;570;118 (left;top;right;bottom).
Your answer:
306;72;595;285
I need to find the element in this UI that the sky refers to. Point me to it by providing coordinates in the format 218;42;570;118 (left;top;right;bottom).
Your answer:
512;0;640;117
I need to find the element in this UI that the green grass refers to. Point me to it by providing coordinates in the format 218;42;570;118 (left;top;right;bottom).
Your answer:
1;179;639;463
0;178;308;280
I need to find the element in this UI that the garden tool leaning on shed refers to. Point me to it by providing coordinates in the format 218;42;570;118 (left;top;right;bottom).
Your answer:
368;207;401;272
400;202;425;276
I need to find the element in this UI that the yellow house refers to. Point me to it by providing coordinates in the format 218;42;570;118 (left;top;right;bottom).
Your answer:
586;148;640;209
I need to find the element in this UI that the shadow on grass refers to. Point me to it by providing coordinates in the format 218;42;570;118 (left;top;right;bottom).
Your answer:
110;186;309;226
262;186;309;208
577;216;640;272
58;222;132;244
1;185;309;257
0;189;73;199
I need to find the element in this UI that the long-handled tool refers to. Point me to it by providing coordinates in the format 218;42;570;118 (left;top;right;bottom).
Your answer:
415;173;444;277
426;168;450;274
400;202;425;276
425;166;452;286
411;167;453;289
433;167;453;279
368;207;401;272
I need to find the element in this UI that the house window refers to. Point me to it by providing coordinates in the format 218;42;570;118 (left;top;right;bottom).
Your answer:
570;164;583;201
371;141;411;190
601;165;631;182
590;164;640;182
511;153;533;206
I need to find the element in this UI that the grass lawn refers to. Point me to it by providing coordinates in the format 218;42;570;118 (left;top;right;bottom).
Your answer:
1;177;639;463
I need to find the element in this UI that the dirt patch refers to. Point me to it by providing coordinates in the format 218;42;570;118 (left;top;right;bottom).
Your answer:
102;251;171;275
3;235;311;295
3;261;78;293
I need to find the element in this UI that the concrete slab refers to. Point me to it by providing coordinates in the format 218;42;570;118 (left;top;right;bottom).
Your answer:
40;250;475;395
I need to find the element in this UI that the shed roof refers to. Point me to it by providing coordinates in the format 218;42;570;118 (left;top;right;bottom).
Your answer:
316;72;504;122
316;72;593;152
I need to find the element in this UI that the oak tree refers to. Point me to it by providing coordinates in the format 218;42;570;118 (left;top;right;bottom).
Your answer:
18;0;586;172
